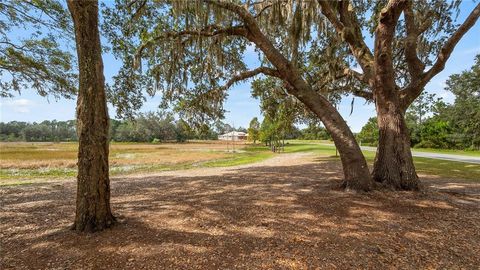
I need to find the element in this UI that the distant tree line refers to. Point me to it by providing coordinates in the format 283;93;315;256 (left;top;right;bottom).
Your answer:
0;112;249;143
0;120;77;142
247;116;331;149
2;115;331;144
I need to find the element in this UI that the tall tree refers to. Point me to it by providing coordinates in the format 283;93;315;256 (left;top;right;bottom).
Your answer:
0;0;76;98
104;0;373;191
251;77;301;149
407;92;440;125
443;55;480;149
357;117;379;146
68;0;114;232
315;0;479;190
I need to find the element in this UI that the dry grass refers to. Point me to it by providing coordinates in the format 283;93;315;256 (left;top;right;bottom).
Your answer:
0;141;241;170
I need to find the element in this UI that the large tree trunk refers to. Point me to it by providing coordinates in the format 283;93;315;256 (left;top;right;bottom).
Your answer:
68;0;115;232
373;96;419;190
297;93;373;191
372;5;420;191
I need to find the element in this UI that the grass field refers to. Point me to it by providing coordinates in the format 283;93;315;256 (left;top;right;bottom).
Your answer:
1;140;478;184
0;141;273;182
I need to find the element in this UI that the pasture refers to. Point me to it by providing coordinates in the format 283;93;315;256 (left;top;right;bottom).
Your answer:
1;141;479;186
0;141;272;184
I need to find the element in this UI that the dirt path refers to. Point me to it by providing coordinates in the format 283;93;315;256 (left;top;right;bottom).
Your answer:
128;152;317;178
1;153;479;269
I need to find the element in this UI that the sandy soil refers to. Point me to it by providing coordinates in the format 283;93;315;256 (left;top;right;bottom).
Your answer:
1;153;479;269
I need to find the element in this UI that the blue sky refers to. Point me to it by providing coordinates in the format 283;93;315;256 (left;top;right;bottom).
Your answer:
1;2;479;132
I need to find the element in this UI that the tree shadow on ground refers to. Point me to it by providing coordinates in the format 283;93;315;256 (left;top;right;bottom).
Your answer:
1;160;479;269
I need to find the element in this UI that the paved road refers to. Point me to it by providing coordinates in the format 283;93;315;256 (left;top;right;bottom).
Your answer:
359;146;480;164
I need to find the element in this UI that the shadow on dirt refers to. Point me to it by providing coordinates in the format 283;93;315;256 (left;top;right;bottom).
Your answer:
1;160;479;269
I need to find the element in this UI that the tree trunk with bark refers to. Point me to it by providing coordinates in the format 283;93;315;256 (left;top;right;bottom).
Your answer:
373;92;419;190
371;3;420;190
315;0;479;191
68;0;115;232
296;91;373;191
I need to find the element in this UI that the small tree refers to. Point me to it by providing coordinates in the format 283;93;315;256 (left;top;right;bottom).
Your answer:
248;117;260;144
259;116;275;148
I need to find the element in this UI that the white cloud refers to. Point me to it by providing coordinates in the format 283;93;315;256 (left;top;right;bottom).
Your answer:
1;98;35;114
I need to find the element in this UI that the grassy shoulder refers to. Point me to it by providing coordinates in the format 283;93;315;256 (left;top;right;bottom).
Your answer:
411;147;480;157
312;140;480;157
283;141;479;181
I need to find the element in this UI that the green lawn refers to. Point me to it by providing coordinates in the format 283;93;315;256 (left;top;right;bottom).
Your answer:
411;147;480;157
302;139;480;157
282;141;480;181
201;152;273;168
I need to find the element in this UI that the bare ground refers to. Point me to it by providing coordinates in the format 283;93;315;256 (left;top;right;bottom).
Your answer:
1;153;479;269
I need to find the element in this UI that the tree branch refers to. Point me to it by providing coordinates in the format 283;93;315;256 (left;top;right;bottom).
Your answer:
317;0;375;84
204;1;294;80
351;89;374;101
343;67;367;84
400;3;480;107
222;67;280;90
203;0;342;113
203;0;254;23
129;0;147;21
423;3;480;83
403;0;425;81
134;25;247;69
254;3;273;18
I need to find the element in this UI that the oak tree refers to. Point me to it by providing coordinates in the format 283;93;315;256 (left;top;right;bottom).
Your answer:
104;0;374;191
315;0;479;189
68;0;115;232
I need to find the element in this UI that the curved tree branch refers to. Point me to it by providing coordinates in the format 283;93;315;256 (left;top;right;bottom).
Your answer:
400;2;480;108
317;0;375;83
222;66;280;90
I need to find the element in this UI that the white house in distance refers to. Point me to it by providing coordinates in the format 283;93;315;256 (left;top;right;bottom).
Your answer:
218;131;248;141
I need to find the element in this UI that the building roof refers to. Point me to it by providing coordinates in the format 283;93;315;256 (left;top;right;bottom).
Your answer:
219;131;248;136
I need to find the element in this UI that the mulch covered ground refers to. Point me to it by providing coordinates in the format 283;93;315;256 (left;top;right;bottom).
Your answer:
1;156;479;269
